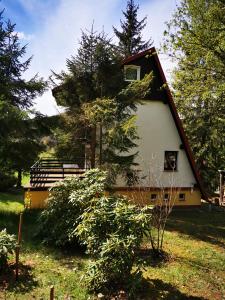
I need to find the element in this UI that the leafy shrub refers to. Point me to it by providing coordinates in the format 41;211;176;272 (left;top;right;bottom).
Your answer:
0;172;16;191
76;195;150;296
38;168;151;296
38;169;107;246
0;229;16;273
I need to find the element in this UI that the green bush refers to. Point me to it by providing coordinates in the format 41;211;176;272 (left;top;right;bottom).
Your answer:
76;195;150;296
38;168;151;296
0;229;16;273
38;169;107;246
0;172;16;191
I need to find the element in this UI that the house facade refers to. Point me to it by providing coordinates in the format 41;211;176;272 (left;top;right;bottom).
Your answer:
24;48;206;208
113;48;206;207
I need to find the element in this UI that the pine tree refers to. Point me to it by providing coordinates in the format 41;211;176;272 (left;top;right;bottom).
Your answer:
51;28;153;184
164;0;225;193
113;0;153;58
0;10;46;187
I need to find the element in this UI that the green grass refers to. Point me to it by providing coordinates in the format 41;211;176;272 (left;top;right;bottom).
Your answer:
21;173;30;186
0;194;225;300
143;206;225;299
0;191;24;213
0;173;30;213
0;194;89;299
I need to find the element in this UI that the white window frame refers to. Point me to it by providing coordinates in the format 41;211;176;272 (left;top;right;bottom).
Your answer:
124;65;141;82
164;151;178;171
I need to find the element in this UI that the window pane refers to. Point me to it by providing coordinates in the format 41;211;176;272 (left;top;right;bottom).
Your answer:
179;193;185;201
125;67;137;80
150;193;157;200
164;151;178;171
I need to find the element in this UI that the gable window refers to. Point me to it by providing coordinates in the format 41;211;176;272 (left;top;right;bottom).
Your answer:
164;151;178;171
124;65;141;81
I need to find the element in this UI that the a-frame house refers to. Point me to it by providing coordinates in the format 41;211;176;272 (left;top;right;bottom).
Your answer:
114;47;206;206
24;47;206;208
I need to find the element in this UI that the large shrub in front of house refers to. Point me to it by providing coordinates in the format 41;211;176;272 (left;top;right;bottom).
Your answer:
0;229;16;273
76;195;150;297
38;169;107;246
38;168;151;297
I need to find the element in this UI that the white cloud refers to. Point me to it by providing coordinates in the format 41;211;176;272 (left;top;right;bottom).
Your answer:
13;31;34;41
24;0;177;116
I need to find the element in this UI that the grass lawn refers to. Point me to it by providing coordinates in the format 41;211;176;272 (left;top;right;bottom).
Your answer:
0;173;30;213
0;192;89;300
0;192;225;299
21;173;30;186
143;206;225;300
0;191;24;213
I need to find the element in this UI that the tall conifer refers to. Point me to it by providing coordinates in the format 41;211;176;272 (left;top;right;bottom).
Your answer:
51;28;153;184
0;10;46;187
113;0;152;57
164;0;225;193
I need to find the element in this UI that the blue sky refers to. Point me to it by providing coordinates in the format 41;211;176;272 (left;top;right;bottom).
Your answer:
0;0;178;115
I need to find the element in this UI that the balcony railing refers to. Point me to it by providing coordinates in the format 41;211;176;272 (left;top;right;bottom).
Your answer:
30;158;89;186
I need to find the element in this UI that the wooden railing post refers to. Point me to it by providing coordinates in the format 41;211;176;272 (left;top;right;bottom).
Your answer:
50;285;54;300
15;213;23;280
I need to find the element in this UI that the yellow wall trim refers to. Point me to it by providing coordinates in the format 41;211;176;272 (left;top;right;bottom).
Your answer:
112;187;201;206
24;187;201;209
24;190;50;209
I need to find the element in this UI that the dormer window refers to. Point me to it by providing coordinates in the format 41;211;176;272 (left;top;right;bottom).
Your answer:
124;65;141;81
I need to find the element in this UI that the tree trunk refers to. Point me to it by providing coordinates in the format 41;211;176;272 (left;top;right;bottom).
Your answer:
90;126;96;168
17;169;22;188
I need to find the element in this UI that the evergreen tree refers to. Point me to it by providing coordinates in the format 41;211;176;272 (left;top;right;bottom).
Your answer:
51;28;125;168
0;10;46;187
113;0;152;57
51;28;153;184
164;0;225;193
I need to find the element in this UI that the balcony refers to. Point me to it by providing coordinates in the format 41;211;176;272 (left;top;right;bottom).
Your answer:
29;158;89;188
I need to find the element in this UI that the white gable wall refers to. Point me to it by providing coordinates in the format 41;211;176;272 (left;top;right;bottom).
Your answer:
116;100;197;188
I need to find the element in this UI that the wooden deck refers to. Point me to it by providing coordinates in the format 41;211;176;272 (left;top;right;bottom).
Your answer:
26;158;88;189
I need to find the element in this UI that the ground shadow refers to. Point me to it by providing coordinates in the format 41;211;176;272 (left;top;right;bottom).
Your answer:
138;248;172;268
166;206;225;248
0;262;38;294
142;278;208;300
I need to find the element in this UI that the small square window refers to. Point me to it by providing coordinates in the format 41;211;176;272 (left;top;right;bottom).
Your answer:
164;151;178;171
164;193;169;201
150;193;157;201
179;193;185;201
124;65;140;81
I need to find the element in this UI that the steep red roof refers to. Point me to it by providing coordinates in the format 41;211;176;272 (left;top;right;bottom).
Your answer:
123;48;207;200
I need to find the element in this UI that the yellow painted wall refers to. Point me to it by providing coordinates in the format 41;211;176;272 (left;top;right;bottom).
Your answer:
113;188;201;207
24;190;50;209
24;187;201;209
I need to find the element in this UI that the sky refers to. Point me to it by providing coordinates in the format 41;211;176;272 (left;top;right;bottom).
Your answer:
0;0;178;116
